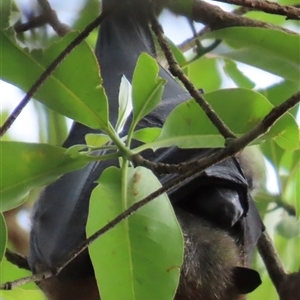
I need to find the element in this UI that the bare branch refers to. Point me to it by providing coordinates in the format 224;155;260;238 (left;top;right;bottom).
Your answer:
151;15;236;140
167;0;296;34
212;0;300;20
257;232;287;292
0;271;53;290
178;4;252;53
14;0;70;36
5;249;30;271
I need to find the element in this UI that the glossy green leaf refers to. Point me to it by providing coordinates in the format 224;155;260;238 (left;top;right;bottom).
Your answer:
223;59;255;89
260;140;285;168
269;114;299;150
0;256;37;290
204;28;300;82
0;0;11;29
0;141;88;211
85;133;111;148
142;89;298;151
87;166;183;300
279;150;299;175
0;288;44;300
0;213;7;262
259;80;300;108
132;53;166;124
116;76;133;133
0;30;108;129
259;80;300;118
166;37;187;68
132;127;161;144
283;160;300;218
188;56;222;92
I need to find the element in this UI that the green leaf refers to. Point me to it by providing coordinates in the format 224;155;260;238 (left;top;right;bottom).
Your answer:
132;127;161;144
87;166;183;300
283;160;300;218
260;140;285;169
279;150;299;175
188;56;222;92
204;28;300;83
259;80;300;108
223;59;255;89
0;0;11;29
0;256;37;290
0;213;7;262
0;141;88;211
132;53;166;124
0;30;108;129
85;133;111;148
259;80;300;118
166;37;187;68
269;114;299;150
116;76;133;133
141;89;298;151
0;288;45;300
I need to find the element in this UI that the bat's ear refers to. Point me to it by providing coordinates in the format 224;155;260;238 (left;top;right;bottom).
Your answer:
232;267;262;294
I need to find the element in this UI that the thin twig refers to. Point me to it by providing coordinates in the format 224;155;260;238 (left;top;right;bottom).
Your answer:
37;0;70;36
151;15;236;140
14;0;70;36
0;11;110;138
178;4;252;52
0;271;53;290
212;0;300;20
5;249;30;271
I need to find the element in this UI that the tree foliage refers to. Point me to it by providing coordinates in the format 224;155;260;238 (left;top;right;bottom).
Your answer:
0;0;299;300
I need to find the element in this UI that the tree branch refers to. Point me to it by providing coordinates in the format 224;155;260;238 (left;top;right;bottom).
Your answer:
168;0;296;34
5;249;30;271
178;4;254;53
151;15;237;139
14;0;70;36
212;0;300;21
257;232;287;292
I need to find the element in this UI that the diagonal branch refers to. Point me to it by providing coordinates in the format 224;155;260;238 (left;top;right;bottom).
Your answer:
5;249;30;271
257;232;287;292
151;15;237;140
167;0;297;34
212;0;300;20
14;0;70;36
